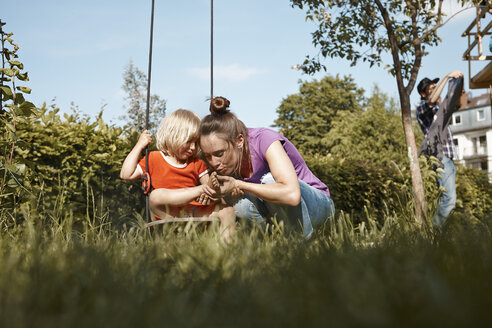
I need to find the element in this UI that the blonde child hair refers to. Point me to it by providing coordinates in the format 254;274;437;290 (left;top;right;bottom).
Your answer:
156;109;201;156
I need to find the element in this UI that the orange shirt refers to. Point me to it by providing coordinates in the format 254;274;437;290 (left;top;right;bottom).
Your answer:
138;151;208;191
137;151;209;217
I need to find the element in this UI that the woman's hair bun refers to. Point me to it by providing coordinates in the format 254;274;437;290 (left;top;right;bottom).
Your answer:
210;96;230;115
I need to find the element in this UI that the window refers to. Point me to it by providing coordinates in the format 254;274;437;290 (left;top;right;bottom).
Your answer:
472;136;488;155
481;161;488;171
453;139;460;158
478;135;487;155
477;109;485;121
453;114;462;125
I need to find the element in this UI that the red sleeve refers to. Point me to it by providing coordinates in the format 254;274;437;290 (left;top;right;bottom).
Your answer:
137;156;146;176
195;158;209;178
137;151;157;175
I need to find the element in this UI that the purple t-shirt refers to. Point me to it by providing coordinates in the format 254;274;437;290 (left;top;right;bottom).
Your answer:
244;128;330;197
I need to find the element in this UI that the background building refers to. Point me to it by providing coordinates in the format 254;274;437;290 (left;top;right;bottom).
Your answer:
450;92;492;182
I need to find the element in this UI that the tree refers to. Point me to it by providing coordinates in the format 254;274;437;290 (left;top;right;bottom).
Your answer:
273;75;364;155
290;0;480;223
326;86;409;165
0;20;37;213
121;60;166;134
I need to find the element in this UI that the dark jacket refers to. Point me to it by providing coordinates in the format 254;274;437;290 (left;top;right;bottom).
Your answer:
419;77;463;161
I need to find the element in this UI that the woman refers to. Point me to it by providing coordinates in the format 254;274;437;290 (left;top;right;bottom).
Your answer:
199;96;334;237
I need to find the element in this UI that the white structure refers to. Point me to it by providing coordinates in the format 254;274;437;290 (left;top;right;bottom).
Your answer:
450;93;492;182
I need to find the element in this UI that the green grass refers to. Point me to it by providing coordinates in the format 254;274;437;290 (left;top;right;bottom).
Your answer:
0;208;491;328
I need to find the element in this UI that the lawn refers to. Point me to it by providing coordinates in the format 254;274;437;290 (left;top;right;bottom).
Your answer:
0;212;490;327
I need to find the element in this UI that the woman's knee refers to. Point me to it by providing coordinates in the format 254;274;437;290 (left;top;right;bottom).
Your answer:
298;180;335;225
233;196;265;223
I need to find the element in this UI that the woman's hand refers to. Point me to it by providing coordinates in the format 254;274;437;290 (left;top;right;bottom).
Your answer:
197;176;243;204
216;175;243;197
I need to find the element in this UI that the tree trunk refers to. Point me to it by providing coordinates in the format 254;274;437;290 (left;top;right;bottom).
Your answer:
399;93;427;223
374;0;427;224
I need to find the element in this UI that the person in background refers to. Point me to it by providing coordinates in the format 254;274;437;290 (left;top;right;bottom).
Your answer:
416;70;464;226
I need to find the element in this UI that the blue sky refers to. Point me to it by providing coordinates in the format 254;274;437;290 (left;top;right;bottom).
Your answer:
2;0;488;129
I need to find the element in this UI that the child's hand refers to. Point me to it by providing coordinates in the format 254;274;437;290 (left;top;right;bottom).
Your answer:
201;184;220;200
197;185;219;205
196;194;210;205
197;194;214;205
137;130;152;149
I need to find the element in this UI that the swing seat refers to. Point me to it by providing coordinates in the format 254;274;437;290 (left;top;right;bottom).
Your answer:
144;216;219;228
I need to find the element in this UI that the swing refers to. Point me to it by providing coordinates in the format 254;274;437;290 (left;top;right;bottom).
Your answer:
141;0;219;228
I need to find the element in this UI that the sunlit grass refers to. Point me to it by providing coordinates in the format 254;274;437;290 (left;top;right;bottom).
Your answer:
0;202;491;327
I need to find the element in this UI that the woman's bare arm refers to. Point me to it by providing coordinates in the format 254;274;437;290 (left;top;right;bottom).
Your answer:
217;141;301;206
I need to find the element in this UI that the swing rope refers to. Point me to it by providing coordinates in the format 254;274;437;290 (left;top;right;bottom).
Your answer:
142;0;214;224
210;0;214;100
143;0;155;223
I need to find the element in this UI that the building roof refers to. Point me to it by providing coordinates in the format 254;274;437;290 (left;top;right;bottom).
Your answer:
459;92;490;111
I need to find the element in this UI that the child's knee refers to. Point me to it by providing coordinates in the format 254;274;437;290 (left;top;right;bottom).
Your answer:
219;206;235;221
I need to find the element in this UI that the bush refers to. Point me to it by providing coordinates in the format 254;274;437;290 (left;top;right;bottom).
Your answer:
306;154;491;222
454;165;492;219
306;155;410;220
11;104;145;225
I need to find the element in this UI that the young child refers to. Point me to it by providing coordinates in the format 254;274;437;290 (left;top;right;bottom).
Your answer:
120;109;235;242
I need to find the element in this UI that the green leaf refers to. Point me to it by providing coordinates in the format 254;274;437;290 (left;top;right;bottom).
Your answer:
7;178;20;188
16;72;29;81
0;68;15;77
16;86;31;94
9;60;24;70
6;122;15;132
15;92;25;105
0;85;13;101
5;163;26;175
19;101;36;116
